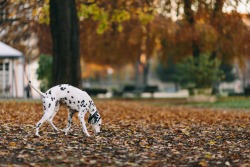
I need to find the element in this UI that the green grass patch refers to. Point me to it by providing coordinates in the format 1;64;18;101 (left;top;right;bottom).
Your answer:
186;97;250;109
140;97;250;109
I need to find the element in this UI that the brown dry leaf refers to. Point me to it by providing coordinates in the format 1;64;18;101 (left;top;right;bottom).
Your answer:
208;140;216;145
180;128;190;136
199;159;208;167
9;142;16;147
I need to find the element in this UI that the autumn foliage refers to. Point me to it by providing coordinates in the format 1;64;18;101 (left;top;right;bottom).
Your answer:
1;0;249;68
0;100;249;166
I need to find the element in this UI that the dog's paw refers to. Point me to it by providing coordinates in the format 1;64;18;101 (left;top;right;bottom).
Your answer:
85;133;91;137
35;133;41;137
62;128;71;132
63;128;70;135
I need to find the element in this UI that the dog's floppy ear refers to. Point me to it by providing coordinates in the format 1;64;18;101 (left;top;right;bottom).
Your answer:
88;111;101;124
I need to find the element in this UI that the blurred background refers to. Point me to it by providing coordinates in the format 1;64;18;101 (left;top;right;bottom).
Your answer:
0;0;249;99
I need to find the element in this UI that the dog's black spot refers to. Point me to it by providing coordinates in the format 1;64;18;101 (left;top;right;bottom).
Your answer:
55;100;59;106
49;90;51;95
88;111;101;124
29;81;31;83
46;93;47;95
60;87;66;91
73;102;75;104
64;97;67;100
69;100;72;104
89;100;95;107
71;96;74;98
48;103;51;108
67;91;70;93
51;97;54;101
36;123;41;128
78;101;80;103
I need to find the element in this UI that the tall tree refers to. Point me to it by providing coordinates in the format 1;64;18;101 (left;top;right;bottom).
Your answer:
183;0;200;59
158;0;250;65
49;0;81;87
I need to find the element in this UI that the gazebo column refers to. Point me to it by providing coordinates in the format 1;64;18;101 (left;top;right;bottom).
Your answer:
2;59;5;96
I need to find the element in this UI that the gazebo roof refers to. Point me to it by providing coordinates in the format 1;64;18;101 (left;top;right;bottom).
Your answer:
0;41;23;58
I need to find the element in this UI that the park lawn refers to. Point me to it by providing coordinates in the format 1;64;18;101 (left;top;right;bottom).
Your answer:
185;97;250;109
0;100;249;166
141;97;250;109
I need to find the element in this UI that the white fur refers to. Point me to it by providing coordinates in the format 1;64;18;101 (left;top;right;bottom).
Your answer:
29;81;102;137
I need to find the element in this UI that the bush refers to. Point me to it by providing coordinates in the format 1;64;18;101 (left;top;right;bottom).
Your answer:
36;54;53;92
156;59;178;83
174;54;224;90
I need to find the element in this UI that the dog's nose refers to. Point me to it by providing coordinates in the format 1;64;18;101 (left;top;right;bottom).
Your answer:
95;132;101;135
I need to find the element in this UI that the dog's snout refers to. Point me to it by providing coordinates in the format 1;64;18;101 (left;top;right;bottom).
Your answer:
95;131;101;135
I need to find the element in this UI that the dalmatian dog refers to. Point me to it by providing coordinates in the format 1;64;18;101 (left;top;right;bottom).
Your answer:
28;80;102;137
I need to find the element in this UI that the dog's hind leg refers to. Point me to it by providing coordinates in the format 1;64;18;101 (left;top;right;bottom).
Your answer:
35;100;55;136
48;103;59;131
35;111;53;136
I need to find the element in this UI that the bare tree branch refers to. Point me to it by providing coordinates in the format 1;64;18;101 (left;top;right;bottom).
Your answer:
79;0;97;6
0;0;7;6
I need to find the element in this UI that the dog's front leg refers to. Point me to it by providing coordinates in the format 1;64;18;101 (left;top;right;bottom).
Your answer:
63;109;76;135
78;110;90;137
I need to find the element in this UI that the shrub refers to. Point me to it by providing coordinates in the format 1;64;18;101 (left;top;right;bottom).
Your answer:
174;54;224;90
36;54;53;92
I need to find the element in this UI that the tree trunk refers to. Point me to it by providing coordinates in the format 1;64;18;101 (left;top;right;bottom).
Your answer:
50;0;81;88
183;0;200;59
210;0;224;60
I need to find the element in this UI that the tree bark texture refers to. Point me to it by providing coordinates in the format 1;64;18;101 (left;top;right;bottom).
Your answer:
183;0;200;59
50;0;81;88
210;0;224;59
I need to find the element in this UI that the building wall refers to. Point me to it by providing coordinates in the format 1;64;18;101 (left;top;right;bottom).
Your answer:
0;57;24;98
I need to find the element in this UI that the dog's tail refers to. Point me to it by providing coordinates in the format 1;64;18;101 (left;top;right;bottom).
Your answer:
27;74;46;98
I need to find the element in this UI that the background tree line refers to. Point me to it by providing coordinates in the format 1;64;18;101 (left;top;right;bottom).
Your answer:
0;0;249;89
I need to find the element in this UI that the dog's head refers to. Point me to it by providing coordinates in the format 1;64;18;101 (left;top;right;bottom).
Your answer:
88;111;102;134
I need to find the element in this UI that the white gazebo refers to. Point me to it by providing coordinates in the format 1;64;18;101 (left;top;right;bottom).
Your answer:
0;41;25;98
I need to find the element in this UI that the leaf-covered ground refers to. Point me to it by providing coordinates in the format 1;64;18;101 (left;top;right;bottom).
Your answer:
0;100;250;166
